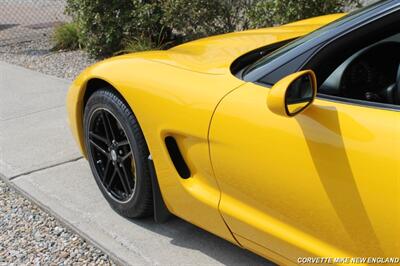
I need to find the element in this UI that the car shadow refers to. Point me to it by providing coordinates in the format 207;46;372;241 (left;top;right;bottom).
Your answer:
124;215;275;265
296;104;383;256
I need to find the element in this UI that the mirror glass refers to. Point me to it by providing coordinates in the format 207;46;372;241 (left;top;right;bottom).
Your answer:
285;74;315;115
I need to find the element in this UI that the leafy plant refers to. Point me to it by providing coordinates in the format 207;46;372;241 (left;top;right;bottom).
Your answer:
161;0;361;41
65;0;170;57
53;23;81;50
162;0;252;41
247;0;362;28
65;0;364;57
116;27;173;55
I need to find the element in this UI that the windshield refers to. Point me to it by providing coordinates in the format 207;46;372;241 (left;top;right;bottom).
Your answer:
243;0;387;79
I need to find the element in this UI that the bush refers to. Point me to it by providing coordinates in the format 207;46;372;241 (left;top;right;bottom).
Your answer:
116;30;172;55
65;0;170;57
161;0;361;41
66;0;364;57
162;0;257;41
162;0;249;41
247;0;362;28
53;23;81;50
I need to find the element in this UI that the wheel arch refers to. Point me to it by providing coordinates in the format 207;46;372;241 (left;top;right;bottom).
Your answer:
71;77;132;157
84;78;117;106
74;76;172;222
77;75;187;222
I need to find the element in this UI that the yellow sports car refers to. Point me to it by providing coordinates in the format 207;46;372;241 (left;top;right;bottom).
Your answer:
67;1;400;264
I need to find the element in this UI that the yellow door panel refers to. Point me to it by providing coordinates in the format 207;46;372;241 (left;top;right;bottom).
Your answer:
209;82;400;261
234;234;297;266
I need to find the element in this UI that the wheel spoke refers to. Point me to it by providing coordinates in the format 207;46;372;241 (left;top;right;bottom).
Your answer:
121;151;132;161
106;168;117;189
100;111;112;143
116;165;131;194
117;140;129;147
89;131;108;145
89;139;108;156
121;162;135;188
102;159;111;182
103;111;117;141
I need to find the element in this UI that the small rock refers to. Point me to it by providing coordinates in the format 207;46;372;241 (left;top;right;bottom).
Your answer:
59;251;69;259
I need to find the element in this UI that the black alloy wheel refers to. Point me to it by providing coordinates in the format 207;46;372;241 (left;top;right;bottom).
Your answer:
88;108;136;202
84;88;153;218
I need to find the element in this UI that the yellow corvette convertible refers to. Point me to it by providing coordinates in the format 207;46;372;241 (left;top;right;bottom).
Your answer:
67;1;399;264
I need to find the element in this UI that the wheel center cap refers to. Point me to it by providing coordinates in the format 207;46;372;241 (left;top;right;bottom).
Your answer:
111;150;117;161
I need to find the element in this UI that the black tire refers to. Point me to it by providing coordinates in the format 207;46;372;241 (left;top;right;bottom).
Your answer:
83;88;153;218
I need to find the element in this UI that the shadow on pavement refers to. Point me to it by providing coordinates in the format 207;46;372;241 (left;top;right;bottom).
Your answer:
126;216;275;265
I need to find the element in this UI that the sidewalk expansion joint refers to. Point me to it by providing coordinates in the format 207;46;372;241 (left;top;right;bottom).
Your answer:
0;105;65;122
9;157;84;181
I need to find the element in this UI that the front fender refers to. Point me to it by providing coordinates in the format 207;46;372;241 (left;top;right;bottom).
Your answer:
66;53;247;244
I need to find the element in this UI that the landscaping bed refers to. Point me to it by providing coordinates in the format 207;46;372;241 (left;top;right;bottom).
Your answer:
0;37;96;80
0;179;115;265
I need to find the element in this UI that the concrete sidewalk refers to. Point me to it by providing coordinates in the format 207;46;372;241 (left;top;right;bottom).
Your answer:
0;62;271;265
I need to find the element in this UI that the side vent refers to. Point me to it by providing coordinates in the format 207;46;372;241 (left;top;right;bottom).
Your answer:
165;136;191;179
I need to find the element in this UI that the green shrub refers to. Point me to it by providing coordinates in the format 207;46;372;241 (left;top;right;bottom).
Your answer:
247;0;362;28
53;23;81;50
65;0;364;57
117;37;163;54
65;0;170;57
116;28;172;55
162;0;251;41
161;0;361;41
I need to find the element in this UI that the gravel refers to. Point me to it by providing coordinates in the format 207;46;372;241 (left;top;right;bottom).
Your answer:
0;37;97;80
0;179;116;265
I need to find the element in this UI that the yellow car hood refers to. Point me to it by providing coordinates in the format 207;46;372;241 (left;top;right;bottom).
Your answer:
138;14;345;75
